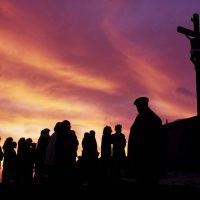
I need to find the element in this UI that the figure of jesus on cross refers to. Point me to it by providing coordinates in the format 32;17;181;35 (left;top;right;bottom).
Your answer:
177;13;200;116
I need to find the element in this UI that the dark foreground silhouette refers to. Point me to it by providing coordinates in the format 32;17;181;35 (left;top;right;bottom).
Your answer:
0;97;200;198
0;174;200;200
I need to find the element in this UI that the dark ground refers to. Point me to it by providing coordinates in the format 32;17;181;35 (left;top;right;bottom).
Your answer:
0;173;200;199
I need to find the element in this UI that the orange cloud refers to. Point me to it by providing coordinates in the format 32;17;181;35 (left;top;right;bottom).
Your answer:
0;30;117;93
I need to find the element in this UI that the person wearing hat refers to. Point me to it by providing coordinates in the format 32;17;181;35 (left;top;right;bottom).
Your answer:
127;96;162;189
34;128;50;182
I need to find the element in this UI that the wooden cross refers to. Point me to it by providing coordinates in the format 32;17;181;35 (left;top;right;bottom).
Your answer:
177;13;199;38
177;13;200;38
177;13;200;116
177;13;200;64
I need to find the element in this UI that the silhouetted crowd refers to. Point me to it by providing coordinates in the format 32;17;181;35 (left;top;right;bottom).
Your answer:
0;97;164;191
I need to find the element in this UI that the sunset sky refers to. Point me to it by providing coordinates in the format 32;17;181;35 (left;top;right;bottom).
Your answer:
0;0;199;154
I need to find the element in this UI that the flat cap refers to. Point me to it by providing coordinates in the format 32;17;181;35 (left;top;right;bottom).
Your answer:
133;96;149;106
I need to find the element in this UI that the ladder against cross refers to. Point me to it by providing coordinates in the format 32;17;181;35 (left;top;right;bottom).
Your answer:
177;13;200;116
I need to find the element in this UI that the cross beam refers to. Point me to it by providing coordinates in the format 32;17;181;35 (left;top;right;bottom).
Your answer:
177;13;200;37
177;13;200;116
177;26;196;37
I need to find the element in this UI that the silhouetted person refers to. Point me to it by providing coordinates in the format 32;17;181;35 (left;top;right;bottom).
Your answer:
55;120;78;165
82;131;97;159
81;132;91;181
23;138;36;184
100;126;112;177
101;126;112;161
70;129;79;161
2;137;17;184
111;124;126;177
45;122;62;185
46;123;62;166
55;120;79;184
0;137;3;169
89;130;99;161
34;128;50;183
81;130;99;182
82;132;90;161
16;137;26;184
127;97;162;188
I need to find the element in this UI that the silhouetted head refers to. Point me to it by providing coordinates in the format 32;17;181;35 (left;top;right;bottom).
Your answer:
62;120;71;131
133;96;149;113
12;141;17;149
115;124;122;133
84;132;90;138
18;137;26;144
17;138;26;152
54;122;62;133
103;126;112;135
3;137;14;150
90;130;96;137
18;137;25;142
41;128;50;136
26;138;33;147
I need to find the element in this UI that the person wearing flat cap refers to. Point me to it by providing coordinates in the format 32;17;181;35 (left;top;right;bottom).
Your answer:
127;96;162;188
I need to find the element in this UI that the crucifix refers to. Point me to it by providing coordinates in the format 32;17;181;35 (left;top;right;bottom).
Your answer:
177;13;200;116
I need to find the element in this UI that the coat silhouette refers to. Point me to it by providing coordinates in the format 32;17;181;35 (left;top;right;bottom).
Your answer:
127;97;162;186
0;137;3;168
2;137;17;184
101;126;112;161
34;128;50;183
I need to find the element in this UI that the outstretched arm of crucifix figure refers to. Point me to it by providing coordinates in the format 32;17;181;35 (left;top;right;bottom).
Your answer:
183;34;200;65
185;34;193;40
177;13;200;65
